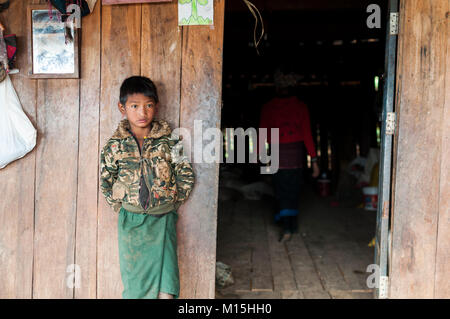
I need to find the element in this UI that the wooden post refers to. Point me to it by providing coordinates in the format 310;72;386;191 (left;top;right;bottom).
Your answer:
178;0;225;298
97;3;142;298
0;0;36;298
75;1;102;299
390;0;449;298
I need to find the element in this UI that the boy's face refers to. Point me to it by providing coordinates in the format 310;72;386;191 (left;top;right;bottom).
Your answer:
118;93;157;130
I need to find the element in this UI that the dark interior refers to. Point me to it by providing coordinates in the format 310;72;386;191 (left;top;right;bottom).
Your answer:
216;0;388;299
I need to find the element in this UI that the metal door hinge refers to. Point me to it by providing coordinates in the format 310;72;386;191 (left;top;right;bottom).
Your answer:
379;276;389;299
386;112;396;135
390;12;399;35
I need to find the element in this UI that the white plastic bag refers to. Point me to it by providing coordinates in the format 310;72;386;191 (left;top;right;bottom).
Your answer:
0;75;37;169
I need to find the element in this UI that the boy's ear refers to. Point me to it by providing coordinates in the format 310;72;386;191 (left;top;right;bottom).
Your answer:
118;102;126;115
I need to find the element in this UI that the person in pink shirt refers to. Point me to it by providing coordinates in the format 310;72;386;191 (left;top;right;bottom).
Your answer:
259;70;320;241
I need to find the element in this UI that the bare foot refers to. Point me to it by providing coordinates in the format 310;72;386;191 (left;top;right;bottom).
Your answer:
279;232;292;242
158;292;174;299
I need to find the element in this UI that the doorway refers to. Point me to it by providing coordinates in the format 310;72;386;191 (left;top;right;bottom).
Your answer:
215;0;390;299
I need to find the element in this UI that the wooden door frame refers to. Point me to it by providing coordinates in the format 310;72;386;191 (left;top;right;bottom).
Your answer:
388;0;449;298
373;0;399;300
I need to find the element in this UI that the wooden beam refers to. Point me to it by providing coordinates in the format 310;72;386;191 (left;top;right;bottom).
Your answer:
0;0;36;298
32;79;80;298
389;0;449;298
178;0;225;298
141;1;181;128
97;3;142;299
434;2;450;299
74;1;102;299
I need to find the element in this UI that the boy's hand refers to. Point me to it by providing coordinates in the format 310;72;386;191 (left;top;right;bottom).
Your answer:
312;162;320;178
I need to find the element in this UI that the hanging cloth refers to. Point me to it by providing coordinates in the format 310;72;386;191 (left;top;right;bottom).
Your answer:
0;29;8;82
49;0;97;20
3;33;16;69
0;0;10;12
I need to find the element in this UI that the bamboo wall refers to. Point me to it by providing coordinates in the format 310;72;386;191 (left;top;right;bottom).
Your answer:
0;0;224;298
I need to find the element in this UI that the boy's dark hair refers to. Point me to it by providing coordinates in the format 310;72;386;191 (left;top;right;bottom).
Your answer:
119;76;159;105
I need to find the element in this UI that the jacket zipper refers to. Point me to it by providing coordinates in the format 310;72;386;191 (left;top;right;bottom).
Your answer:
130;134;154;209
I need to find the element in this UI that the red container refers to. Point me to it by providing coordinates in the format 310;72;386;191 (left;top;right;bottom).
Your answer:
362;186;378;211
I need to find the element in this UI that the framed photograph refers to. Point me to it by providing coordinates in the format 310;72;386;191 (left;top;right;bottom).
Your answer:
27;5;79;79
102;0;172;5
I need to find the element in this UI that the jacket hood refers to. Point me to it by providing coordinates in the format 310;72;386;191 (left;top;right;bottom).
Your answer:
111;118;172;140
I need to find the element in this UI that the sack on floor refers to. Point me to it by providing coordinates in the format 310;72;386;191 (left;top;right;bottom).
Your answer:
216;261;234;288
0;75;37;169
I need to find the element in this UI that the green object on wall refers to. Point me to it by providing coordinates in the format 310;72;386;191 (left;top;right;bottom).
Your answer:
179;0;212;25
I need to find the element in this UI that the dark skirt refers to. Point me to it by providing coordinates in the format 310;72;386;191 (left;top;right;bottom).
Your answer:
272;168;303;221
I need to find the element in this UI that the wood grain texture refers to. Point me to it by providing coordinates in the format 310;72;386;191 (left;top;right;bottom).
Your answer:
434;2;450;299
390;0;448;298
74;2;102;299
97;3;142;299
33;78;80;298
178;0;225;298
141;1;181;128
0;0;37;299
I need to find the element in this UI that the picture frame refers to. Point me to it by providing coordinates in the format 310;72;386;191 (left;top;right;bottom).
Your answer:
102;0;172;5
27;4;79;79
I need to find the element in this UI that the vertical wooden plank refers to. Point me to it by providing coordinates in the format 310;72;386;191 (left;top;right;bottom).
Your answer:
0;0;36;298
97;3;141;299
434;3;450;298
390;0;448;298
74;2;101;299
33;78;80;298
178;0;225;298
141;1;181;128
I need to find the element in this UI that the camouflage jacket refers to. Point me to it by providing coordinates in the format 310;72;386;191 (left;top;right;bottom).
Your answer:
100;118;195;214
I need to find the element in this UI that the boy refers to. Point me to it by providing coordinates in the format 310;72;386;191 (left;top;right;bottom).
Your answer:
100;76;195;299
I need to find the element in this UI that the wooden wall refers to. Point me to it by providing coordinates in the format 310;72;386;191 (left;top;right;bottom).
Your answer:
390;0;449;298
0;0;224;298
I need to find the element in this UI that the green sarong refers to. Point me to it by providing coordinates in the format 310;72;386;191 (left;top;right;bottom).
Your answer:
118;206;180;299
